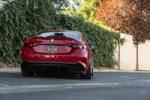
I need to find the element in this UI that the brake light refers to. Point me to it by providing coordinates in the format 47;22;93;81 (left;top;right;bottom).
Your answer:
68;44;85;49
24;42;40;47
72;44;83;49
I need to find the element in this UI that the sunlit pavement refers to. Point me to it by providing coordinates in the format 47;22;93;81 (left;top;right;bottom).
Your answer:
0;68;150;100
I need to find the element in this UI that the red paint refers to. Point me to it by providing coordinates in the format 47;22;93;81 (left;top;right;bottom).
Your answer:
21;30;93;74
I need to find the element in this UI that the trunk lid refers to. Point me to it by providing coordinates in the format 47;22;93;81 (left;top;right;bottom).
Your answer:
30;36;82;54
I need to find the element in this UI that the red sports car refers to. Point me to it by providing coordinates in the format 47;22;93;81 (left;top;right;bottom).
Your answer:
21;30;94;79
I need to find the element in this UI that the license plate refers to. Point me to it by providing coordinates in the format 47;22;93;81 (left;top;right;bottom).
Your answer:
46;46;58;53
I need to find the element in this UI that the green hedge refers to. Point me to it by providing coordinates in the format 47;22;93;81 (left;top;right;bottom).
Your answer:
0;0;119;67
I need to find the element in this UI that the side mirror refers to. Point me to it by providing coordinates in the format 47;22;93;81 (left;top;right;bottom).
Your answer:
90;44;96;51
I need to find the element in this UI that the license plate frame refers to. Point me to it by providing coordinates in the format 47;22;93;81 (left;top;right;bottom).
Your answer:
46;46;58;53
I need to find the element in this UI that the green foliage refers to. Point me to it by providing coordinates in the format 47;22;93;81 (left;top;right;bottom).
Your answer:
64;0;99;20
0;0;55;66
0;0;119;68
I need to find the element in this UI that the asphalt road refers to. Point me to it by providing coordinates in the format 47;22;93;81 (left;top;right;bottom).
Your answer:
0;70;150;100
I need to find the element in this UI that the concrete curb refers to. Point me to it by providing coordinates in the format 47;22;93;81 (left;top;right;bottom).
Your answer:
94;69;150;73
0;68;20;72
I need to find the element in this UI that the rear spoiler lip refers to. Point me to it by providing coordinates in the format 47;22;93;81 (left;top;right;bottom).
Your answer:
35;36;81;42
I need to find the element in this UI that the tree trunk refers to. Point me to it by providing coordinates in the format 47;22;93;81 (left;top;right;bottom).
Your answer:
118;43;120;70
136;43;139;71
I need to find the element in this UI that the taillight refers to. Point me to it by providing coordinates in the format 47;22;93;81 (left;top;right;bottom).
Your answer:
24;42;40;47
68;44;85;49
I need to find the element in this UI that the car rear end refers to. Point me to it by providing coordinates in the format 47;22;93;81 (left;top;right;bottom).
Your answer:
21;31;91;77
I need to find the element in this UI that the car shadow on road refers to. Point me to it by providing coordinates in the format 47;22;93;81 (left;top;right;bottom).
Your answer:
0;71;92;80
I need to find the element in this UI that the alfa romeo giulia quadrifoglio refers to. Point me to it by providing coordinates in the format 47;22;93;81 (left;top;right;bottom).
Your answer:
21;30;94;79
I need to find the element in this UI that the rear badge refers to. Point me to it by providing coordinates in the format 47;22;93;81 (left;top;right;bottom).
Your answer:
50;39;54;43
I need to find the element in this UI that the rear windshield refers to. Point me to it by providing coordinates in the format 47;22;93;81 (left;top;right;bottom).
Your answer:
37;32;81;40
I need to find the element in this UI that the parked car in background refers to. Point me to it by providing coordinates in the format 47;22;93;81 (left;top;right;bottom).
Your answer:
21;30;94;79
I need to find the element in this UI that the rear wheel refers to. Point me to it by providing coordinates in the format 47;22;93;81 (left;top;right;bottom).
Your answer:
91;67;94;76
81;67;92;79
91;61;94;76
21;63;34;77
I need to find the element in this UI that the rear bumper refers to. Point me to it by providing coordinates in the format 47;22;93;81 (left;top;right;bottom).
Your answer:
22;61;85;75
22;48;90;74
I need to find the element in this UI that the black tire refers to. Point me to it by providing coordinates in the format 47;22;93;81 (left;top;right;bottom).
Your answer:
91;61;94;76
21;63;34;77
81;67;92;79
91;67;94;76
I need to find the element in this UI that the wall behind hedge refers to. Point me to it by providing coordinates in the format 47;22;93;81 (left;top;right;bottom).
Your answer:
0;0;119;67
